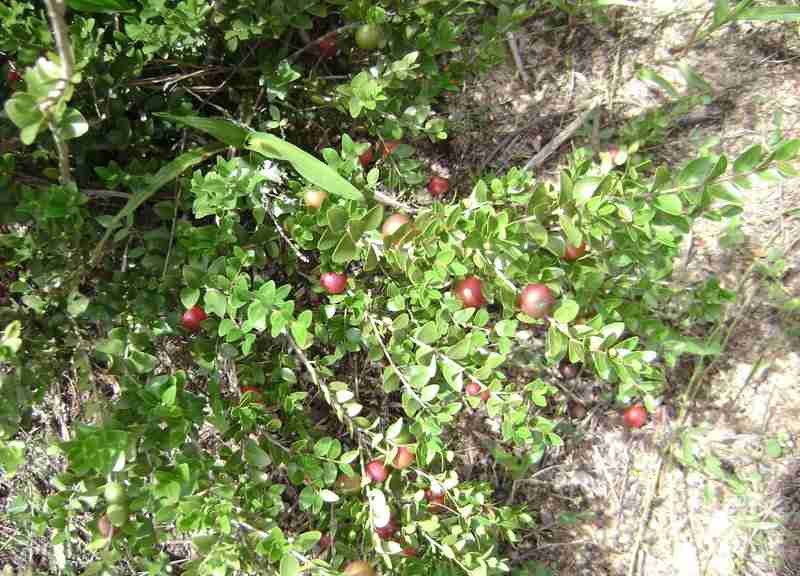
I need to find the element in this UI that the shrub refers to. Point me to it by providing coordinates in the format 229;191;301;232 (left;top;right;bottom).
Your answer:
1;0;799;575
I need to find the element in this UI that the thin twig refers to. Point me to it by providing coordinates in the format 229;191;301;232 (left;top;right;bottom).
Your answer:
263;196;310;263
374;188;418;213
626;457;665;576
162;130;188;280
506;32;530;84
367;314;428;409
523;99;600;172
43;0;75;183
83;188;132;199
675;7;713;59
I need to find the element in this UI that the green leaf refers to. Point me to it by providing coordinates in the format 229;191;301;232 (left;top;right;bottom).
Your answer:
739;6;800;21
414;322;439;344
129;349;157;374
655;194;683;215
677;63;712;93
161;383;177;406
66;0;135;12
91;145;225;265
4;93;45;144
245;439;271;468
420;384;439;402
291;320;312;349
558;214;582;247
386;418;404;440
526;221;548;246
155;114;248;148
341;449;360;464
713;0;731;26
295;531;321;552
637;67;679;98
320;489;339;503
247;301;268;332
59;108;89;140
205;288;227;318
246;133;364;201
407;365;433;389
327;206;348;233
546;323;565;361
772;139;800;161
733;144;763;174
0;441;25;477
573;177;602;205
279;554;299;576
332;234;358;263
66;291;90;317
361;204;385;231
495;320;518;338
181;287;200;309
553;300;579;323
1;321;22;356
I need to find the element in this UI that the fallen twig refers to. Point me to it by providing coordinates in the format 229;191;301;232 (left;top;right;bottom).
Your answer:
506;32;530;84
374;188;418;213
523;100;600;172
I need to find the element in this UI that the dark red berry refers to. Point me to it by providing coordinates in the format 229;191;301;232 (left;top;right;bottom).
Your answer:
623;404;647;428
427;175;449;197
181;306;207;332
320;272;347;295
366;459;388;483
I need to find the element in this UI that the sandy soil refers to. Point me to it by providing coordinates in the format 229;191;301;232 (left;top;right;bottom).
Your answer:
447;2;800;575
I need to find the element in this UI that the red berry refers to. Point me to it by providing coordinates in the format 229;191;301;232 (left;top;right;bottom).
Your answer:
392;446;414;470
518;283;555;319
7;69;20;84
569;401;587;419
559;361;580;379
402;546;417;557
465;381;481;397
563;242;587;262
479;389;490;403
359;146;374;168
623;404;647;429
375;517;398;540
240;386;265;404
427;175;449;197
318;533;332;551
181;305;207;332
318;35;337;59
320;272;347;295
454;276;485;308
425;490;446;512
365;459;389;483
97;515;113;538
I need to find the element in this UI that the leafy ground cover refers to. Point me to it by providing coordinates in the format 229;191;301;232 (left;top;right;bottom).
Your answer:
1;1;799;575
